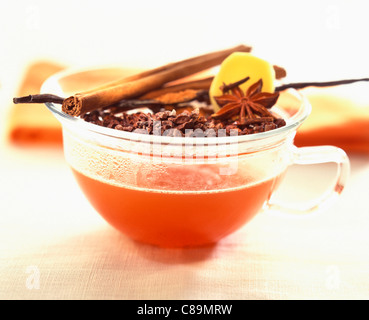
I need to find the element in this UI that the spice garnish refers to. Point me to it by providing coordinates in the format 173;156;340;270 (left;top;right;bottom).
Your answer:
212;78;281;126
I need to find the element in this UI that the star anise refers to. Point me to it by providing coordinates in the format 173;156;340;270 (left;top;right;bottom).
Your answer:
212;78;281;126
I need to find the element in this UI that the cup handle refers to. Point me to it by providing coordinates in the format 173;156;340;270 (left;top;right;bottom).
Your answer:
267;145;350;214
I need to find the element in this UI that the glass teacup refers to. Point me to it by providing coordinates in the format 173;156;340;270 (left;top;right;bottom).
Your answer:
42;68;350;248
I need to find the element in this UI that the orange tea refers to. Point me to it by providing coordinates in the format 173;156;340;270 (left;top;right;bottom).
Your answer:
71;164;283;247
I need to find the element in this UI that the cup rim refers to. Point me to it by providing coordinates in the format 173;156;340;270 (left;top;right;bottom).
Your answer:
41;66;311;146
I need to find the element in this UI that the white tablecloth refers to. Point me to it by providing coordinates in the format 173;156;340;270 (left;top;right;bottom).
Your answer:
1;142;368;300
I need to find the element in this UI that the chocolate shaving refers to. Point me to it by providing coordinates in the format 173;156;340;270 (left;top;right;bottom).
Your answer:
82;108;286;137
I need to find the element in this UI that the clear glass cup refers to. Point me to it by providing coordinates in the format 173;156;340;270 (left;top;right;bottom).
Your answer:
42;68;350;248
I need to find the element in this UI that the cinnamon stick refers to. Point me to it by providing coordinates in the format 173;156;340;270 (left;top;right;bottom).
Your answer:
139;65;286;100
139;77;214;100
107;90;209;113
273;65;287;79
62;45;252;116
88;46;250;93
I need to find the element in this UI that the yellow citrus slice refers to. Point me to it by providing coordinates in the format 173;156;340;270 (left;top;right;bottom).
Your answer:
210;52;276;110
